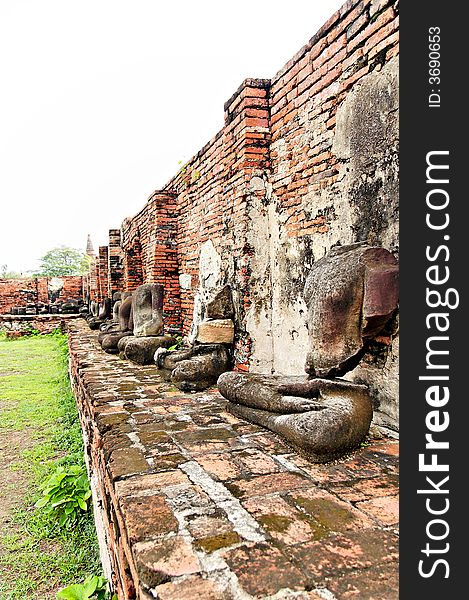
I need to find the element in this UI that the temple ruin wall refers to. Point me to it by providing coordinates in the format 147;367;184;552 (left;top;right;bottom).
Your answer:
89;0;400;430
0;275;83;314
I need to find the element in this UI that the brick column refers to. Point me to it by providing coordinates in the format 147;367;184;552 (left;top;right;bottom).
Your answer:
142;191;181;333
120;191;181;333
36;277;49;304
122;230;144;292
108;229;124;298
98;246;109;300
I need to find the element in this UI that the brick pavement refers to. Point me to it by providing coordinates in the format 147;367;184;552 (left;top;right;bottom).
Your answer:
68;320;398;599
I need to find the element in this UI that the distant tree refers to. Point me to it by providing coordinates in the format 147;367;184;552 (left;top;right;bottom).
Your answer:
80;253;93;274
35;246;91;277
1;264;22;279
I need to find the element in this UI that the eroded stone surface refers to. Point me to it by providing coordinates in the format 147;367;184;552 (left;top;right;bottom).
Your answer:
99;294;135;353
156;344;231;392
101;330;133;354
218;374;373;462
205;285;234;320
134;537;201;587
124;335;175;365
196;319;235;344
98;298;112;321
119;494;178;542
221;543;305;597
108;447;150;479
132;283;164;337
152;576;231;600
286;529;398;582
303;243;398;378
119;292;133;325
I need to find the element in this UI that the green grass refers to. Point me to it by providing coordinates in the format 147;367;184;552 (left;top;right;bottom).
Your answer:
0;332;101;599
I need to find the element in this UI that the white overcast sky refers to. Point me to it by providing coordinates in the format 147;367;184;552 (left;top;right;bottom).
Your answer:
0;0;344;274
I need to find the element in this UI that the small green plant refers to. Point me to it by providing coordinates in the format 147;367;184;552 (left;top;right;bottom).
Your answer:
56;575;117;600
24;325;42;336
168;335;184;351
35;464;92;527
177;160;201;189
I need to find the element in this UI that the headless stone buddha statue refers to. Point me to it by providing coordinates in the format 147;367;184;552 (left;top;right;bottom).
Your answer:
89;300;99;317
117;284;176;365
98;293;133;353
217;243;399;462
156;343;231;392
98;292;129;334
88;298;112;330
111;292;123;322
61;299;80;314
155;285;234;391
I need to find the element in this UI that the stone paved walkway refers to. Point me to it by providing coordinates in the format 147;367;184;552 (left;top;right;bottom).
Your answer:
68;320;398;600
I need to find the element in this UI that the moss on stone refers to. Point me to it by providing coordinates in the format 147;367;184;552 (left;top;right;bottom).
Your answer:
177;427;236;443
152;453;187;471
292;495;357;531
194;531;241;552
258;513;292;533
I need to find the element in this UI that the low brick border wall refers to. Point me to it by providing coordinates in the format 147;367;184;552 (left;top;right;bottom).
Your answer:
68;320;399;600
0;314;82;337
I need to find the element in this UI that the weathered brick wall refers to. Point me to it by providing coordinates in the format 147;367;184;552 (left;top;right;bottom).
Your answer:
159;79;272;353
60;275;84;300
37;278;49;304
108;229;125;298
98;246;109;301
107;0;399;429
245;0;399;431
120;192;181;333
0;278;45;314
0;276;84;314
0;314;81;336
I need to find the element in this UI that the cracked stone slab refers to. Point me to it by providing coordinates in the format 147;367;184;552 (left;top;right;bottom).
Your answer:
180;461;265;543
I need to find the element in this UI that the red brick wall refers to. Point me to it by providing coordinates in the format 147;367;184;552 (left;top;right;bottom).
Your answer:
108;229;125;298
268;0;399;238
0;276;84;314
60;275;84;300
36;278;49;304
97;246;109;301
0;279;41;313
120;191;181;332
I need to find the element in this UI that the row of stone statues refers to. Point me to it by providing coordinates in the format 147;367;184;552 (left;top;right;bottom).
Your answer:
85;283;234;391
10;299;83;315
85;243;398;463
